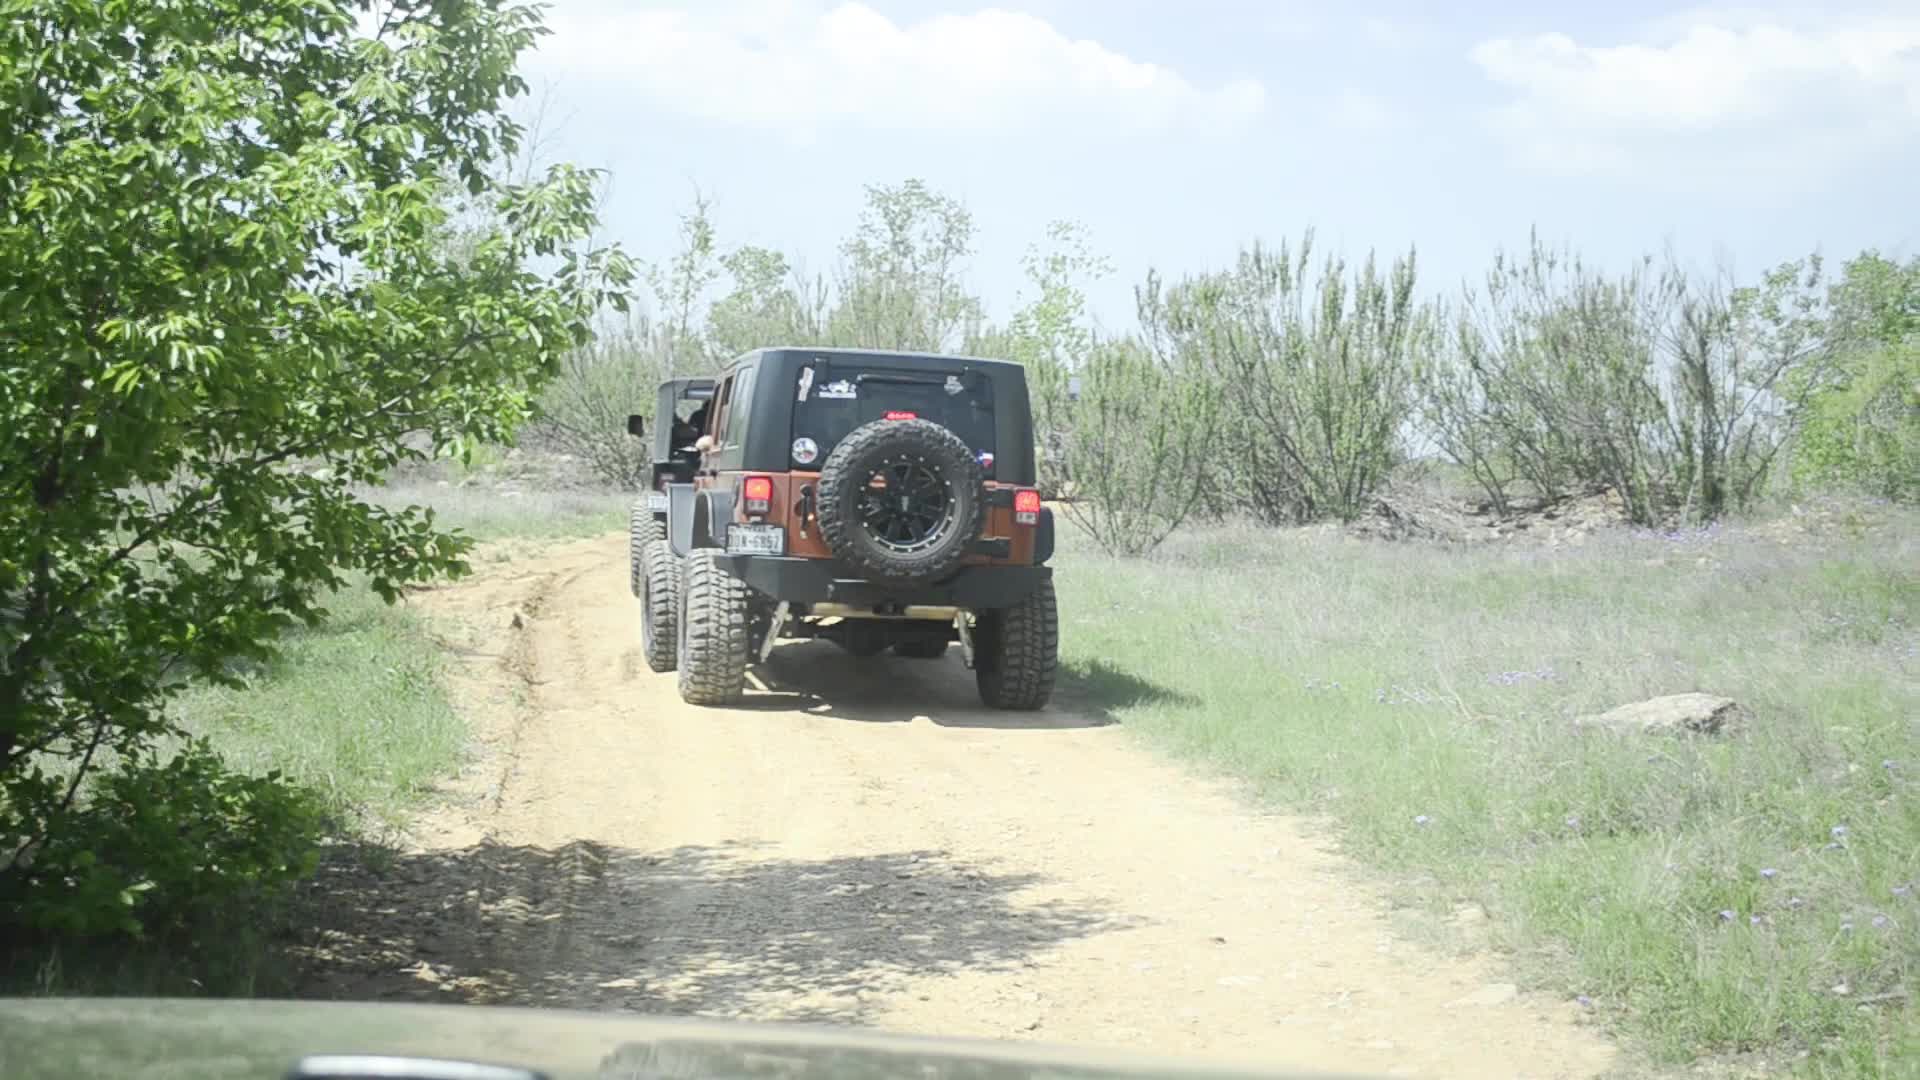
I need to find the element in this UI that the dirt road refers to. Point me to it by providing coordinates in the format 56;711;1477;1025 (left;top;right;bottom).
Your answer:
300;534;1617;1079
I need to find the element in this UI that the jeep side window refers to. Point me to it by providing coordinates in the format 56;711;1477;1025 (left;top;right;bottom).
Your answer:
706;375;734;445
719;365;755;451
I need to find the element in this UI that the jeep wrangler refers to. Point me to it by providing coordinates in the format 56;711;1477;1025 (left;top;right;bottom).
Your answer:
627;376;716;610
625;348;1058;711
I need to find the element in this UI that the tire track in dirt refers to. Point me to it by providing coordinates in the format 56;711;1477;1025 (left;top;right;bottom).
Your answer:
300;534;1619;1079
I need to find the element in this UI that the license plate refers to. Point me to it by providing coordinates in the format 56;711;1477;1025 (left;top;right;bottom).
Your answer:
646;492;668;512
725;524;786;556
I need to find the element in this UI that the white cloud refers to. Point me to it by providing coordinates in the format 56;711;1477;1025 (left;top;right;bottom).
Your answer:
529;1;1265;142
1470;14;1920;178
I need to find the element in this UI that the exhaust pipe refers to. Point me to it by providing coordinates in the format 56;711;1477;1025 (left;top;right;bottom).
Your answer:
809;602;961;621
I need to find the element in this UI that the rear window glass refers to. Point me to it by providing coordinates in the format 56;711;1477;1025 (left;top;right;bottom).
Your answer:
793;365;996;467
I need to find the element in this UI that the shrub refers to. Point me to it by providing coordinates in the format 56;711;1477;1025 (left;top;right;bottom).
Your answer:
1136;234;1432;524
531;313;671;488
1420;236;1824;523
1;742;323;939
1057;338;1218;556
1793;342;1919;502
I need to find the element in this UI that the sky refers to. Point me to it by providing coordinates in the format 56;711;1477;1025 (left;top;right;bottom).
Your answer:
509;0;1920;330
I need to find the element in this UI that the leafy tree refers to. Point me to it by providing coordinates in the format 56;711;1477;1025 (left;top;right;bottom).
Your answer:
0;0;631;933
644;193;723;372
707;245;830;359
1790;252;1919;502
1004;221;1112;498
533;196;721;486
827;179;985;351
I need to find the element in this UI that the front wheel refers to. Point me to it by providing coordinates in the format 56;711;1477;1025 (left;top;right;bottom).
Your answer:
638;539;679;673
629;500;664;597
677;549;751;706
973;580;1058;711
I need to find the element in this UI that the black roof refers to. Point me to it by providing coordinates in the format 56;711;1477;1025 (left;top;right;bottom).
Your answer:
731;346;1025;373
703;346;1037;484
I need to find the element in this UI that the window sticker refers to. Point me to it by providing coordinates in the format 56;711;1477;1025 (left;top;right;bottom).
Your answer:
796;366;815;402
817;378;857;400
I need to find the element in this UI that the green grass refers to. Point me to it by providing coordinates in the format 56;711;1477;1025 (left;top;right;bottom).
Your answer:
1052;513;1919;1078
364;478;630;542
169;581;467;835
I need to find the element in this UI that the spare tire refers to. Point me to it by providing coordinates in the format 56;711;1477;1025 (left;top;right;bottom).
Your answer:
815;418;985;586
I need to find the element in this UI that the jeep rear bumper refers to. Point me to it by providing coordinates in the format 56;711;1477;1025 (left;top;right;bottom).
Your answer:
713;556;1051;611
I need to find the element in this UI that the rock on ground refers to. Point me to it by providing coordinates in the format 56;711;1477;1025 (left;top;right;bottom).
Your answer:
1578;693;1748;736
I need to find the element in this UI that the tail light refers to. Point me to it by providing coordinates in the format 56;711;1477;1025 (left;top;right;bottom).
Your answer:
884;410;918;421
742;474;773;516
1013;488;1041;525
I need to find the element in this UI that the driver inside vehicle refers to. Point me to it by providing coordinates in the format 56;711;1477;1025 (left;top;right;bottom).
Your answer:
671;402;709;459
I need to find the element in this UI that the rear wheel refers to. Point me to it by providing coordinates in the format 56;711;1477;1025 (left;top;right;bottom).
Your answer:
973;579;1058;711
638;539;679;673
893;637;950;660
629;499;663;597
677;549;751;706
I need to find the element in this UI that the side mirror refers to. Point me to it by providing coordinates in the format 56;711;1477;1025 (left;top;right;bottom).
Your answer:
626;414;646;438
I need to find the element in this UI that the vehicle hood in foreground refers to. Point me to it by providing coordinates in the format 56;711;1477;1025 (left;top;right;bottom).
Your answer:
0;998;1369;1080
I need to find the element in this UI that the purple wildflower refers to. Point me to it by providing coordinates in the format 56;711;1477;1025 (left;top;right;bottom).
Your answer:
1413;815;1432;827
1893;885;1913;899
1717;909;1737;923
1749;914;1765;927
1575;995;1594;1008
1831;825;1849;840
1761;868;1780;880
1565;816;1582;831
1788;897;1807;910
1871;915;1892;930
1840;921;1855;934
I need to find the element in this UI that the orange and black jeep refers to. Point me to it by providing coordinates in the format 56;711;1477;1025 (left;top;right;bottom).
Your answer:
625;348;1058;710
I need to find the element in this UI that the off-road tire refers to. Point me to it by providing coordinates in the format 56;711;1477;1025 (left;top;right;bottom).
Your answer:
638;539;679;673
973;579;1058;711
893;637;951;660
815;418;985;587
677;549;750;706
629;499;664;597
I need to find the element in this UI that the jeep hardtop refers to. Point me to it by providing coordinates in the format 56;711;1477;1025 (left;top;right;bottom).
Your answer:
626;347;1058;710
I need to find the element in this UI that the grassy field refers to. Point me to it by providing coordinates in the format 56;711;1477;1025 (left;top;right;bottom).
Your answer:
1052;510;1919;1077
363;478;631;542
